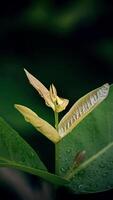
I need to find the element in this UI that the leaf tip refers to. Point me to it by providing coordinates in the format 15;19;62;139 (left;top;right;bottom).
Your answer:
14;104;25;115
24;68;31;79
14;104;19;110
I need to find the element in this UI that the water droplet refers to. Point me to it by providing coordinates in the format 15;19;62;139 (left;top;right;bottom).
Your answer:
95;183;99;189
78;184;83;189
110;160;113;164
94;169;99;174
67;149;71;153
60;167;65;172
103;172;108;177
106;184;112;189
99;163;105;168
107;164;113;170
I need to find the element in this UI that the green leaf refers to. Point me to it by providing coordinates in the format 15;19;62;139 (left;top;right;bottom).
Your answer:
0;117;46;170
58;83;109;138
0;117;67;185
56;84;113;193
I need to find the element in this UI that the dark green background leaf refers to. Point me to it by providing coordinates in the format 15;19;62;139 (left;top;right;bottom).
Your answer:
0;117;46;170
0;117;67;185
56;84;113;193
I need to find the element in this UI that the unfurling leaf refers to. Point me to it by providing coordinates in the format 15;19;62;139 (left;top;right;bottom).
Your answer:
15;104;60;143
49;84;69;112
24;69;69;112
58;83;109;137
15;81;110;143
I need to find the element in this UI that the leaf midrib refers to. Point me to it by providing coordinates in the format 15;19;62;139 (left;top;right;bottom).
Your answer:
65;141;113;180
0;156;68;185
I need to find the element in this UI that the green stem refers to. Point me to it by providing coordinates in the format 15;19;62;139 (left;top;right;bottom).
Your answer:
54;111;59;175
54;112;58;130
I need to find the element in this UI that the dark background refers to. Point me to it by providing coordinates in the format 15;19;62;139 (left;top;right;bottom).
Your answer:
0;0;113;199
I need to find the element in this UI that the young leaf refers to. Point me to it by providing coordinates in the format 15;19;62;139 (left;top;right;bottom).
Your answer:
0;117;67;185
15;104;60;143
58;83;109;137
24;69;69;112
56;84;113;193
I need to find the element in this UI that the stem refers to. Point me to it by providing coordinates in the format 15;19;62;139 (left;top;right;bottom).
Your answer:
54;111;59;175
54;112;58;130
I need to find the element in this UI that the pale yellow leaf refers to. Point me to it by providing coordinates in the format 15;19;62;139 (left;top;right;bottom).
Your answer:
24;69;55;110
58;83;110;138
15;104;60;143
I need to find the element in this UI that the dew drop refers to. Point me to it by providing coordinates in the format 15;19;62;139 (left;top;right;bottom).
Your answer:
67;149;71;153
65;158;68;162
109;160;113;165
107;163;113;170
106;184;112;190
94;169;99;174
60;167;65;172
103;172;108;177
99;163;105;168
78;184;83;189
94;183;98;189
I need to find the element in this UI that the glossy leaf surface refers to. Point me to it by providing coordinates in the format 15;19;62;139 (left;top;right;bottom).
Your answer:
56;84;113;193
0;117;67;185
